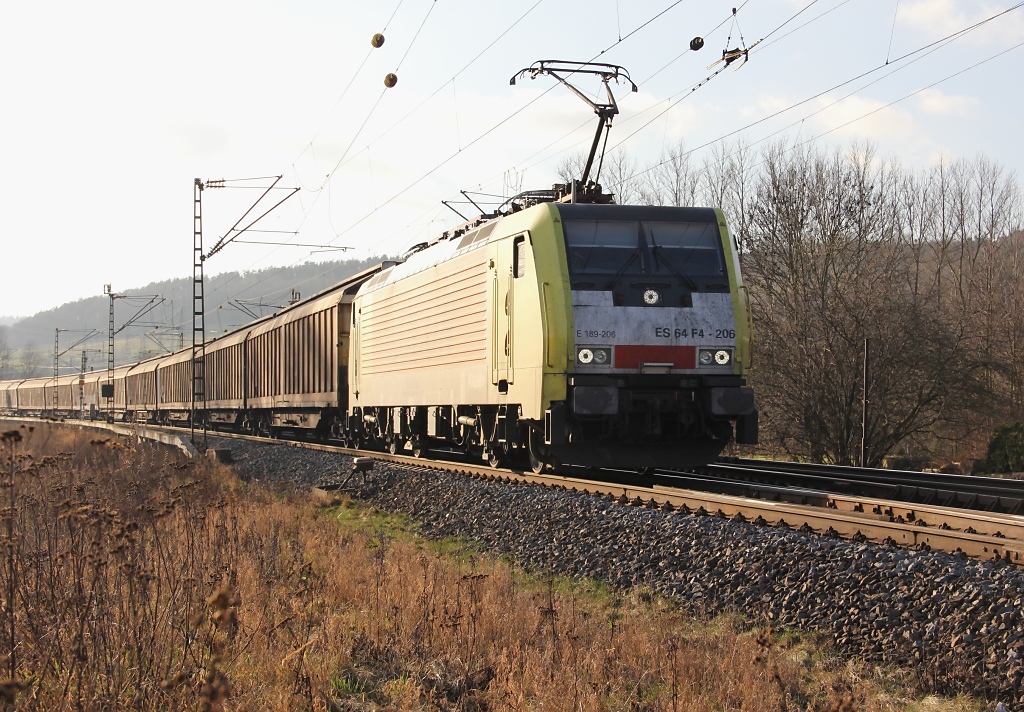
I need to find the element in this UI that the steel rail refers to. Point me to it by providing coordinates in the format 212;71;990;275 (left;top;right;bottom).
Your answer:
649;468;1024;543
703;459;1024;515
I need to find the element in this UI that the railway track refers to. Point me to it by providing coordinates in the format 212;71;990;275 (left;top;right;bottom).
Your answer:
705;458;1024;515
11;416;1021;566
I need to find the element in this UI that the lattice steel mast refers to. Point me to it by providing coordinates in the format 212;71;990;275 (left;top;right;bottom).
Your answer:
104;285;116;418
192;178;209;447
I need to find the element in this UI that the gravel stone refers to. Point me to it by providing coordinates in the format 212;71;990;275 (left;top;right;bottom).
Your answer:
216;436;1024;707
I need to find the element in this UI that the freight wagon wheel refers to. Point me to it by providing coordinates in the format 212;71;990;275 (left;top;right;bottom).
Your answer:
388;438;404;455
410;439;428;458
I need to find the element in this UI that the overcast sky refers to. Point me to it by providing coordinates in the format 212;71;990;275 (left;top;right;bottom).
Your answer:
2;0;1022;320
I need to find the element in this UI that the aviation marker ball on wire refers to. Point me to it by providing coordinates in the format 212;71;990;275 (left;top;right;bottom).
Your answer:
384;73;398;88
690;36;704;51
371;33;385;48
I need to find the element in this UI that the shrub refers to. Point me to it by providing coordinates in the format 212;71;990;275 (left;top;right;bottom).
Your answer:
981;422;1024;474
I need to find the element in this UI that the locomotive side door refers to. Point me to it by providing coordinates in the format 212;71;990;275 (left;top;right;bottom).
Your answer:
350;303;361;404
489;233;528;393
489;237;515;392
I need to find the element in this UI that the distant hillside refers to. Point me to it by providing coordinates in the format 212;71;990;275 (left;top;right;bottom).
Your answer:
3;257;388;366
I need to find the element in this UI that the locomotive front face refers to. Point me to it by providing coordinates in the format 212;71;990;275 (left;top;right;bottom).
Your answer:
552;204;757;466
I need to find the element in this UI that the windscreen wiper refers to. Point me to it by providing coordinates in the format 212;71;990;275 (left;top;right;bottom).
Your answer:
603;249;641;290
602;222;651;290
650;242;698;291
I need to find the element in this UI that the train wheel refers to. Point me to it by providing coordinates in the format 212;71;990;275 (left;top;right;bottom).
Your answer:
487;440;511;469
527;431;547;474
411;438;427;458
528;448;546;474
388;438;404;455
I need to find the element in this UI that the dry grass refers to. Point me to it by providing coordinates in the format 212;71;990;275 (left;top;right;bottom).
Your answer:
0;422;986;711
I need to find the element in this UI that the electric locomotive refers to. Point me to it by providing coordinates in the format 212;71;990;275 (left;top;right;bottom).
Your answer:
347;182;757;471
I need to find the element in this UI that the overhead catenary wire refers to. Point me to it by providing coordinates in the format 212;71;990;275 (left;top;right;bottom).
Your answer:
200;2;443;302
780;39;1024;159
309;0;693;198
456;2;763;198
197;0;718;309
710;28;984;165
621;1;1022;167
886;0;902;65
294;0;409;173
345;0;1022;254
312;0;546;181
218;0;540;300
479;0;850;186
445;0;1024;232
352;4;755;260
190;0;770;315
613;1;1024;187
603;0;855;155
748;0;853;54
240;0;772;283
194;1;1023;323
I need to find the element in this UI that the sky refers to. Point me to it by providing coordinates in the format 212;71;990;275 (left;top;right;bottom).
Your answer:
1;0;1022;321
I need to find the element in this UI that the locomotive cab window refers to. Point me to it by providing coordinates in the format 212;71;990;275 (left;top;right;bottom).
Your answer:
562;217;726;292
562;220;647;286
513;235;527;279
646;221;727;289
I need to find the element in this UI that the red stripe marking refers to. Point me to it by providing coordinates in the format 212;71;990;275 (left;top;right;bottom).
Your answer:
614;345;696;369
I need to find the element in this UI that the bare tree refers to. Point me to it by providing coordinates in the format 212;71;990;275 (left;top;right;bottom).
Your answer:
745;141;984;465
15;343;44;379
556;152;587;185
706;138;756;258
598;149;641;204
638;140;700;207
556;149;642;204
554;138;1024;465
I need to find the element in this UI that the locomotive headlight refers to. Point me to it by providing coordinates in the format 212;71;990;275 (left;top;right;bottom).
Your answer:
643;289;661;305
577;347;610;365
699;348;733;366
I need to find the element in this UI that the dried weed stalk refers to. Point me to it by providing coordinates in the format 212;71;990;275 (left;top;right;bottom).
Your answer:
0;423;980;711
